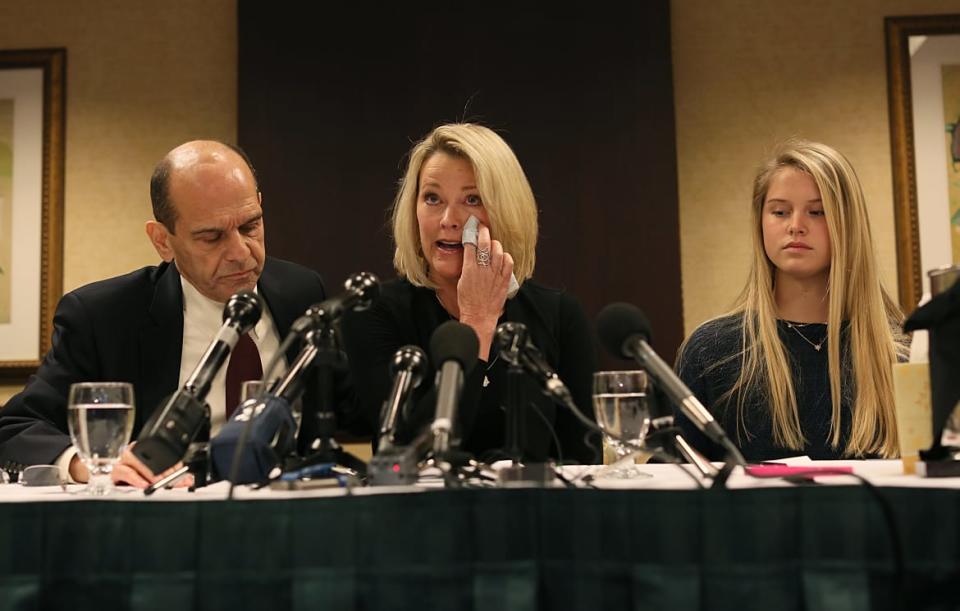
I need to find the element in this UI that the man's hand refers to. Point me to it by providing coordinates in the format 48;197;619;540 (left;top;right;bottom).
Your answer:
69;448;192;489
112;443;193;489
68;454;89;483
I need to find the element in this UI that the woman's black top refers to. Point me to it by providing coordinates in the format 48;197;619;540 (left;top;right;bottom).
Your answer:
675;314;863;462
340;278;600;464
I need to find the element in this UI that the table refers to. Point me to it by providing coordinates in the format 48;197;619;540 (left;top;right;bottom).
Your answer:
1;461;958;611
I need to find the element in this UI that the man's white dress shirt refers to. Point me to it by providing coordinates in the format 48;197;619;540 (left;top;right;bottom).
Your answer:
56;276;282;481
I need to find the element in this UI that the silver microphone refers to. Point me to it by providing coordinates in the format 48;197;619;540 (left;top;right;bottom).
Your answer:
378;345;428;448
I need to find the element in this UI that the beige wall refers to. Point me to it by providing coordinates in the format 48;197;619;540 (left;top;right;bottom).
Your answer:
672;0;960;336
0;1;237;402
5;1;960;400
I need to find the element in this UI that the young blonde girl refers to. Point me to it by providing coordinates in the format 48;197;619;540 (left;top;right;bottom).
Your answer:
676;140;907;460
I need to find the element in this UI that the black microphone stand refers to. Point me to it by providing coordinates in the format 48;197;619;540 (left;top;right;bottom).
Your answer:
505;361;525;462
496;351;556;487
293;321;367;476
641;416;717;479
636;387;718;480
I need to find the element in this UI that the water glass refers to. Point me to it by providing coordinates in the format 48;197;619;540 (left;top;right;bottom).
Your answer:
241;380;266;403
67;382;135;496
240;379;301;432
592;370;651;478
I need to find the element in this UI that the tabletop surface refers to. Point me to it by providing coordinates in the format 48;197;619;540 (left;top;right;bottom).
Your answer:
2;458;957;503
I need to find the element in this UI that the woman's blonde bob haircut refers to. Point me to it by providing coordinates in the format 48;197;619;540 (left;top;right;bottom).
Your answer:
693;139;906;457
391;123;538;288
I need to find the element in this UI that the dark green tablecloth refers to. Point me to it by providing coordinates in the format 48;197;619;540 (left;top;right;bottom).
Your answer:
1;486;958;610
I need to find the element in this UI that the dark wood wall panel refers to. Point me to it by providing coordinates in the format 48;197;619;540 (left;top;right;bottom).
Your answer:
238;3;683;363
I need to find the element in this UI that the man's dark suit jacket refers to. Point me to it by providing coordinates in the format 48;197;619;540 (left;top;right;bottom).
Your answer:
0;257;329;467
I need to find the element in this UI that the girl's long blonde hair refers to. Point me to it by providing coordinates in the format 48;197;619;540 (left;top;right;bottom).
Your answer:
697;140;906;457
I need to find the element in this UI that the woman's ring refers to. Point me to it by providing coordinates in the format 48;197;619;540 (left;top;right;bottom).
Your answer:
476;248;491;267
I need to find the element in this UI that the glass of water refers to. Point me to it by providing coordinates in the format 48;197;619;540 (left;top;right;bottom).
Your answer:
67;382;135;496
241;380;266;403
592;370;651;479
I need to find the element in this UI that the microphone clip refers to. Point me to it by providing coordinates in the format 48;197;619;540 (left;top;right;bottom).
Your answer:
133;392;210;474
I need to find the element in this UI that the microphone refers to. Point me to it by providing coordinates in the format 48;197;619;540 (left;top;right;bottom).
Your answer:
494;322;575;407
596;302;746;466
209;328;321;484
133;290;263;473
429;321;479;456
378;346;428;448
291;272;379;333
368;346;429;486
209;393;298;484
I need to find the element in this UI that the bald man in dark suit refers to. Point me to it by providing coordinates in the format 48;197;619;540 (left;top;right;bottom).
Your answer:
0;141;341;487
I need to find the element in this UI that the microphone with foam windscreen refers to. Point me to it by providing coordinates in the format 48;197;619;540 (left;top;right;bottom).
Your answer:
429;321;479;456
596;302;746;466
134;290;263;473
208;337;311;485
378;346;428;449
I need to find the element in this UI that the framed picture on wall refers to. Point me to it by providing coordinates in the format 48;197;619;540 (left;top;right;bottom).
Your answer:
0;49;65;381
886;14;960;313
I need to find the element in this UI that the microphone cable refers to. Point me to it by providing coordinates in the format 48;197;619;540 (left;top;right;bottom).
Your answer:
742;466;904;604
524;399;595;491
492;396;565;467
526;399;563;468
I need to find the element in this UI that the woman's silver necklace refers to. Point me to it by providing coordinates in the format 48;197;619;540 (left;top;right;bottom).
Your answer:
784;321;826;352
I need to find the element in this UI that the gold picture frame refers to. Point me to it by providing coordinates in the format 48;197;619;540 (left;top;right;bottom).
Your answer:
886;14;960;313
0;48;65;381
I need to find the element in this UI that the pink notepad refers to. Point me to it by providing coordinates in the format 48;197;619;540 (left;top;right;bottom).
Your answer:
744;464;854;479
